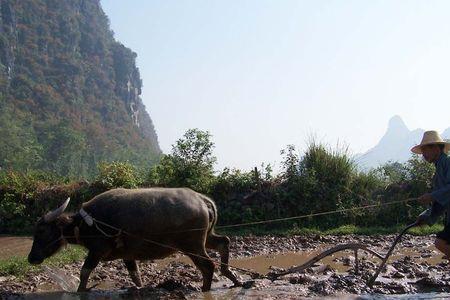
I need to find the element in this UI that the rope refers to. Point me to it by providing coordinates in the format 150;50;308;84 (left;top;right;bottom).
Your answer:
94;221;122;238
82;196;418;279
217;197;417;229
91;218;262;278
124;197;418;235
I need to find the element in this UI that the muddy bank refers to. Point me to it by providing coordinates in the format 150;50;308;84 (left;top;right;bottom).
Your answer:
2;234;450;299
0;236;32;260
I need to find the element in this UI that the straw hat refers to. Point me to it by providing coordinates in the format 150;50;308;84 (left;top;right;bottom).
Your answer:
411;130;450;154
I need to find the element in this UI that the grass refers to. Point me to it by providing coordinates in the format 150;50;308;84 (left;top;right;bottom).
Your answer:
292;223;444;236
219;223;444;236
325;224;443;235
0;245;86;277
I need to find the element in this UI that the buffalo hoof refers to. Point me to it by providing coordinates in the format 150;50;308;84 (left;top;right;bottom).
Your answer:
77;283;98;293
201;285;212;292
242;281;254;289
130;274;142;287
127;286;141;292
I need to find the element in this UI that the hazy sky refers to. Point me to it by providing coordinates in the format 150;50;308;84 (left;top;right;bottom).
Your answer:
101;0;450;170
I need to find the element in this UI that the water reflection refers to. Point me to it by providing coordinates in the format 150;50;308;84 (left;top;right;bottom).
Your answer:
10;291;450;300
357;293;450;299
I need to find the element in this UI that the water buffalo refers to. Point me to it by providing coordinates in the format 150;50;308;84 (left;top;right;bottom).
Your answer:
28;188;242;292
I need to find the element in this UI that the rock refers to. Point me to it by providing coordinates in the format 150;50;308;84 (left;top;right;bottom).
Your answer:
268;266;285;273
384;265;397;275
242;280;255;289
309;280;334;295
391;271;405;279
342;257;353;266
384;281;414;294
0;276;11;282
288;274;315;284
415;277;448;287
415;270;429;278
310;264;332;274
312;234;322;241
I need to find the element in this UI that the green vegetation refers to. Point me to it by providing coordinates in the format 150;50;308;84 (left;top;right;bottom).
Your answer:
144;129;440;233
97;161;142;189
0;128;441;236
0;0;161;178
297;224;443;236
219;224;444;237
147;129;216;193
0;161;144;233
0;245;85;277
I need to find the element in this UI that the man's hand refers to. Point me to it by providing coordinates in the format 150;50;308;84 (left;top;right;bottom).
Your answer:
415;215;427;226
416;208;432;226
418;193;433;205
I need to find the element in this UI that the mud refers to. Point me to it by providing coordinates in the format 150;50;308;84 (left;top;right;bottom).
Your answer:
0;236;32;260
2;234;450;299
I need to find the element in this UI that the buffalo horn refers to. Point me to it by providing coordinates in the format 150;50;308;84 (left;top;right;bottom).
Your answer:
44;197;71;222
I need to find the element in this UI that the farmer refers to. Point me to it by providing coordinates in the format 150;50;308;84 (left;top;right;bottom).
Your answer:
414;130;450;257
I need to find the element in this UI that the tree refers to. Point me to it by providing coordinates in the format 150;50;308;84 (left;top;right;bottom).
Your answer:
374;161;408;184
0;105;43;171
39;121;88;178
148;129;216;193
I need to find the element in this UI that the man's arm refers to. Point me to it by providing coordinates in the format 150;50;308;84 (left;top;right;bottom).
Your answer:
431;161;450;207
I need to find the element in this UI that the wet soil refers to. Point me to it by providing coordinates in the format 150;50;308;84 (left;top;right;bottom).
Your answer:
2;234;450;299
0;236;32;260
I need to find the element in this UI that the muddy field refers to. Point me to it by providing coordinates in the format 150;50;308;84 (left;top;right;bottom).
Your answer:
2;234;450;299
0;236;32;260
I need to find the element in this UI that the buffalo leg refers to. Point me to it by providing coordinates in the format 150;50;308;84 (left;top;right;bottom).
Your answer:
186;250;215;292
206;233;242;287
124;259;142;287
78;252;100;292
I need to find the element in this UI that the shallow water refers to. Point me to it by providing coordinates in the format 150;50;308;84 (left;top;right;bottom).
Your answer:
2;236;449;299
156;243;442;276
0;236;32;260
0;236;441;275
358;294;450;299
23;245;447;299
8;290;450;300
231;247;352;273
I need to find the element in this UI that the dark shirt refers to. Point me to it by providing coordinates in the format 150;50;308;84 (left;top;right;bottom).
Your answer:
427;152;450;225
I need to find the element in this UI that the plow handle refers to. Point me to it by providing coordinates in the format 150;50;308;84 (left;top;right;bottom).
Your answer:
367;221;419;287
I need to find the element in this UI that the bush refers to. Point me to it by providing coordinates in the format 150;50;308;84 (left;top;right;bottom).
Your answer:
96;161;140;189
0;128;441;235
211;168;256;225
147;129;216;194
279;142;360;228
0;170;66;233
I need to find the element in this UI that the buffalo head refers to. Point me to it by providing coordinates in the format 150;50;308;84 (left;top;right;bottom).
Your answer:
28;198;71;264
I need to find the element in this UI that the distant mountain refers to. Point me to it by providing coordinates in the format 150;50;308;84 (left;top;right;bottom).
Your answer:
0;0;161;177
442;127;450;139
356;116;450;170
